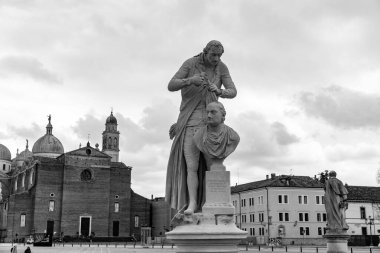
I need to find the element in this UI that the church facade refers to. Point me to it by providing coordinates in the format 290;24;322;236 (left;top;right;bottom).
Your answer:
0;113;153;241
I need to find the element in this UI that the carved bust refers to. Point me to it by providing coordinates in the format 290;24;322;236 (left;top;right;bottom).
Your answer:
193;101;239;171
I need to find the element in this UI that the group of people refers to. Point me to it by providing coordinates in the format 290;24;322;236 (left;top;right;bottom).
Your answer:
10;246;31;253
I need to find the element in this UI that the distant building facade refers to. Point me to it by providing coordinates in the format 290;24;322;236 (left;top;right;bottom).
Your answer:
231;173;380;245
0;113;152;242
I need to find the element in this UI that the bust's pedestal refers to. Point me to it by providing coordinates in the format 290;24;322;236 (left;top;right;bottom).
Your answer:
324;231;350;253
166;170;247;253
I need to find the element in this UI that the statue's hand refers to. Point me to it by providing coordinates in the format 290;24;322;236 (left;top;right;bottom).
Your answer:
208;83;222;95
189;74;204;86
169;123;177;139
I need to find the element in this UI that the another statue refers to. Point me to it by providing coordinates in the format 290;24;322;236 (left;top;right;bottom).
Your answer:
324;171;349;233
165;40;237;214
193;101;240;171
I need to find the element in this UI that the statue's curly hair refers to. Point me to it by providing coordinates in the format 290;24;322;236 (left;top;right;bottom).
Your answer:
203;40;224;54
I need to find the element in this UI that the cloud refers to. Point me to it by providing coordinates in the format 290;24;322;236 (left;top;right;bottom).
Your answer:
0;56;62;84
325;143;380;162
71;113;104;146
232;111;300;167
271;122;300;145
71;99;177;152
296;85;380;129
0;131;8;139
7;123;42;141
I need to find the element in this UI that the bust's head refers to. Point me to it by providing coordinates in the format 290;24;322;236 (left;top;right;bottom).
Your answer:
328;170;337;178
206;101;226;127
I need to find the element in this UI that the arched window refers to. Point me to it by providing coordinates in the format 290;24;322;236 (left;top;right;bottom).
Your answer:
114;137;118;148
2;164;5;171
108;137;112;149
14;177;18;192
22;173;25;188
29;170;34;186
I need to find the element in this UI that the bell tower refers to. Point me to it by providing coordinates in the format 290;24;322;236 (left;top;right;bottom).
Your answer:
102;111;120;162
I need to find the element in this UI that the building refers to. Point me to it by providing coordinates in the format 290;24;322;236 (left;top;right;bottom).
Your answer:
0;112;152;242
231;173;380;245
345;186;380;238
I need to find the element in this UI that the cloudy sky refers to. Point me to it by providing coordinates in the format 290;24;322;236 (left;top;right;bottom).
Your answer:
1;0;380;198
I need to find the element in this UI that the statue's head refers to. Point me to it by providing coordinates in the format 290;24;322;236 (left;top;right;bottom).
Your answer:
203;40;224;67
206;101;226;127
328;170;337;178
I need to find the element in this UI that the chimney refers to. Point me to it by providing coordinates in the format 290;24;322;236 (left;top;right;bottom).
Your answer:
266;175;269;180
271;173;276;179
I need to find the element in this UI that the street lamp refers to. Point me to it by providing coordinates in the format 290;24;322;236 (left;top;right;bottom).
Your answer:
365;216;374;246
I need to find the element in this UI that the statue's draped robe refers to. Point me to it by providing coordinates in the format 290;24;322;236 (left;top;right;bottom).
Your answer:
165;54;236;211
324;177;349;231
193;124;240;159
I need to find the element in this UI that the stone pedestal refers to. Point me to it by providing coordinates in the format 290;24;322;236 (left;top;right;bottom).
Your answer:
166;170;247;253
202;171;235;215
324;233;350;253
166;213;247;253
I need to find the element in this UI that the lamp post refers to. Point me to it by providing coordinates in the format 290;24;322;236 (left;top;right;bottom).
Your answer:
365;216;374;246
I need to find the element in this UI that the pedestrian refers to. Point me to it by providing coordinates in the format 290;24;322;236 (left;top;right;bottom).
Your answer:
24;246;31;253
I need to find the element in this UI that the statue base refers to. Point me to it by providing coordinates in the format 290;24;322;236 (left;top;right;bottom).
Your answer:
166;213;247;253
324;232;350;253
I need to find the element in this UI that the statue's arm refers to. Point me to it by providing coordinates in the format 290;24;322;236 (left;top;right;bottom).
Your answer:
219;63;237;98
168;59;192;91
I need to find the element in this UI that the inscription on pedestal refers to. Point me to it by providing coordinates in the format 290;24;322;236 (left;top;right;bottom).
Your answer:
208;180;228;192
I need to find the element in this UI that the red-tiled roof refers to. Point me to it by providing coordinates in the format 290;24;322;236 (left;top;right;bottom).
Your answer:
231;175;324;194
346;186;380;203
230;176;380;203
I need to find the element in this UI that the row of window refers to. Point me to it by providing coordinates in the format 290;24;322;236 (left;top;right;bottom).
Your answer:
239;212;326;223
47;201;120;213
20;215;137;232
14;170;34;192
234;195;325;208
242;227;327;236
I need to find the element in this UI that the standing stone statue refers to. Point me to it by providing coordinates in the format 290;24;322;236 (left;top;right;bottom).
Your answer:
165;40;237;214
324;171;349;233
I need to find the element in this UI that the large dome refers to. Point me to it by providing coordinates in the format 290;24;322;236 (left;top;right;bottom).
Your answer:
0;144;11;161
32;115;64;158
106;111;117;124
32;135;64;156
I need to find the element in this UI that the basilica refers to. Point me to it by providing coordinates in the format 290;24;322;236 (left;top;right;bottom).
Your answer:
0;112;161;242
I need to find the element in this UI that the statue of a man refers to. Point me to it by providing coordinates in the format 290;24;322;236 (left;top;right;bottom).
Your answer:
165;40;237;214
324;171;349;232
193;101;239;172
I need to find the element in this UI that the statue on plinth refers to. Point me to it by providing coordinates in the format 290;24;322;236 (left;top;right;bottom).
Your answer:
165;40;237;215
324;171;349;233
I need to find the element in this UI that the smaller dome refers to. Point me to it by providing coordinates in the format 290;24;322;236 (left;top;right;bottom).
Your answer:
106;111;117;124
0;144;11;161
17;139;33;161
19;148;33;161
32;115;64;157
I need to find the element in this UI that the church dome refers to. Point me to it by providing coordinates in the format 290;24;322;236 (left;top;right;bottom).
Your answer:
32;115;64;158
106;112;117;124
17;140;33;161
19;147;33;160
0;144;11;161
